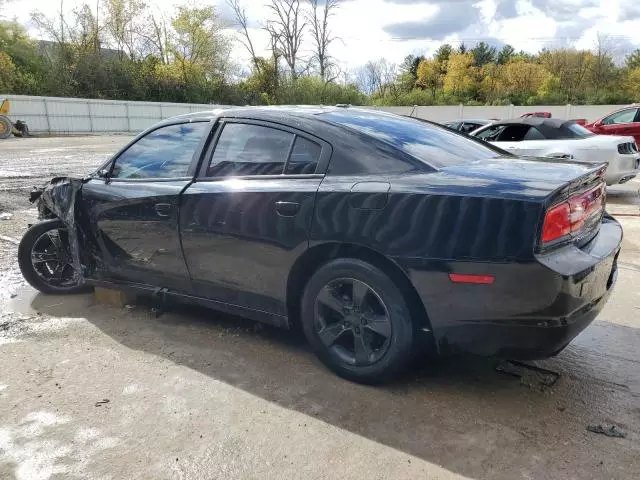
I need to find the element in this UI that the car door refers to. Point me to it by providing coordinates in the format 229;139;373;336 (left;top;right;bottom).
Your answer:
179;119;331;320
597;108;639;138
81;121;210;292
632;109;640;144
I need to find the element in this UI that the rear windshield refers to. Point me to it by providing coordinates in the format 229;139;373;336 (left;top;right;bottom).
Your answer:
321;110;508;168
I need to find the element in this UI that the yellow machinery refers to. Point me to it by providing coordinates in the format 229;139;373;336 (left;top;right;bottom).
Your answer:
0;98;29;139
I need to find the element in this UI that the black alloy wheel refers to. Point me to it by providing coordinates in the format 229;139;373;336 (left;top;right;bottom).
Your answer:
301;258;415;384
314;278;392;366
18;219;87;294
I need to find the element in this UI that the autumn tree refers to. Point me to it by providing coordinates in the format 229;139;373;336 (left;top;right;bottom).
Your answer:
0;50;17;92
626;49;640;70
539;48;593;102
415;58;442;98
626;67;640;101
443;52;475;97
503;60;549;100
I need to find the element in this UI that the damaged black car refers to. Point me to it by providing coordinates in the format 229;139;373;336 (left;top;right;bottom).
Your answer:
19;107;622;383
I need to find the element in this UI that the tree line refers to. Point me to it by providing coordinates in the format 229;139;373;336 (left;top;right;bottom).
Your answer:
1;0;639;107
369;40;640;106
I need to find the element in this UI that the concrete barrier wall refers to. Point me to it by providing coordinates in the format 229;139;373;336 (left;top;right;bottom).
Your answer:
0;94;625;134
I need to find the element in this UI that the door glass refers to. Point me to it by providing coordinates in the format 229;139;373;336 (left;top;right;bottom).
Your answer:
603;109;638;125
111;122;207;179
496;125;530;142
285;136;321;174
207;123;294;177
474;125;506;141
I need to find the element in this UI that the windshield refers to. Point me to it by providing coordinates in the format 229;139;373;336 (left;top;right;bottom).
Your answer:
566;122;595;138
321;110;510;168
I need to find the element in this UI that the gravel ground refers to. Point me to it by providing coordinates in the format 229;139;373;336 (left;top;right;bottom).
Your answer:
0;136;639;480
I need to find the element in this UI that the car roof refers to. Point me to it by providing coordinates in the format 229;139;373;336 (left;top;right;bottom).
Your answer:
167;105;350;124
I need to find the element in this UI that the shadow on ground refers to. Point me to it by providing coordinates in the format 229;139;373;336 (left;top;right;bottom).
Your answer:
19;290;640;480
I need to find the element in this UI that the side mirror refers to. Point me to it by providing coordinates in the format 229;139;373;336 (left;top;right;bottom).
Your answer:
96;168;111;180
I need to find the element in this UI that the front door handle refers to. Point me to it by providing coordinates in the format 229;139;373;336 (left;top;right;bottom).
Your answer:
275;201;301;217
154;203;172;217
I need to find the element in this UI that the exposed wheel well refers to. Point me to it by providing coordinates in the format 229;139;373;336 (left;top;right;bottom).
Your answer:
286;242;432;335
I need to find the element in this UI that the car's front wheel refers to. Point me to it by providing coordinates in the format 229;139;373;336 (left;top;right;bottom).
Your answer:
18;219;88;294
301;258;415;384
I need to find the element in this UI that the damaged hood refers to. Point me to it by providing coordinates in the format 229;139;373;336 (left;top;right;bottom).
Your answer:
30;176;89;283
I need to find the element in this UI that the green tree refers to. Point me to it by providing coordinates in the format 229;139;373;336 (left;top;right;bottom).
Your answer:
497;44;515;64
471;41;497;67
434;44;453;64
170;5;230;86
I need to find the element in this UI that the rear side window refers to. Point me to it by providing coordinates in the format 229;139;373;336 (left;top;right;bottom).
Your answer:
523;127;545;140
112;122;207;179
285;136;321;174
207;123;294;177
322;110;505;168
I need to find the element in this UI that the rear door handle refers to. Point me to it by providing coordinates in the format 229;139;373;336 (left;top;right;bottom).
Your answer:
154;203;172;217
275;201;301;217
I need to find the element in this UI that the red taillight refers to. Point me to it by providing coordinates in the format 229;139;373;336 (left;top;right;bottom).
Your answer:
448;273;495;285
541;183;605;244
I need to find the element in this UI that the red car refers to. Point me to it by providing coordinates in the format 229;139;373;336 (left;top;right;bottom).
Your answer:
520;112;552;118
584;105;640;144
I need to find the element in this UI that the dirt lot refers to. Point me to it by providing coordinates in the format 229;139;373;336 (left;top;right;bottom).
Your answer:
1;136;639;480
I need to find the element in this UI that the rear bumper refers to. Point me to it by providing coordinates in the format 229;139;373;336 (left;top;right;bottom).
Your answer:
435;268;616;359
605;154;640;185
405;217;622;359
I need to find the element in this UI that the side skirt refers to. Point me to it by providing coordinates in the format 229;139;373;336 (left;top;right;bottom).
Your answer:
85;278;290;329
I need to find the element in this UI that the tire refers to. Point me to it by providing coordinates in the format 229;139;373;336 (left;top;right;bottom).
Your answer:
0;115;12;139
18;219;89;294
301;258;414;384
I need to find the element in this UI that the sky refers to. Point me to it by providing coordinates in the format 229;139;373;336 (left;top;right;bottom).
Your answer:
4;0;640;72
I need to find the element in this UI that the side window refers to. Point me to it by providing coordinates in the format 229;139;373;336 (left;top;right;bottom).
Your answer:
496;125;531;142
460;122;481;134
111;122;207;179
524;127;545;140
603;109;638;125
474;124;505;141
285;136;321;174
207;123;294;177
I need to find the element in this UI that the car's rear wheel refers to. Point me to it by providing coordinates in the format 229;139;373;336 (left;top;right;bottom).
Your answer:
18;219;88;294
301;258;414;384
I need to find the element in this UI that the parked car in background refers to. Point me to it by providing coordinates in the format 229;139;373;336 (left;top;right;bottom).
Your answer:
443;118;495;134
520;112;552;118
20;108;621;384
583;104;640;144
470;117;640;185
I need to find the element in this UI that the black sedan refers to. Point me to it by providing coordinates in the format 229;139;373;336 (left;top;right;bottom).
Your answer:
19;107;621;384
